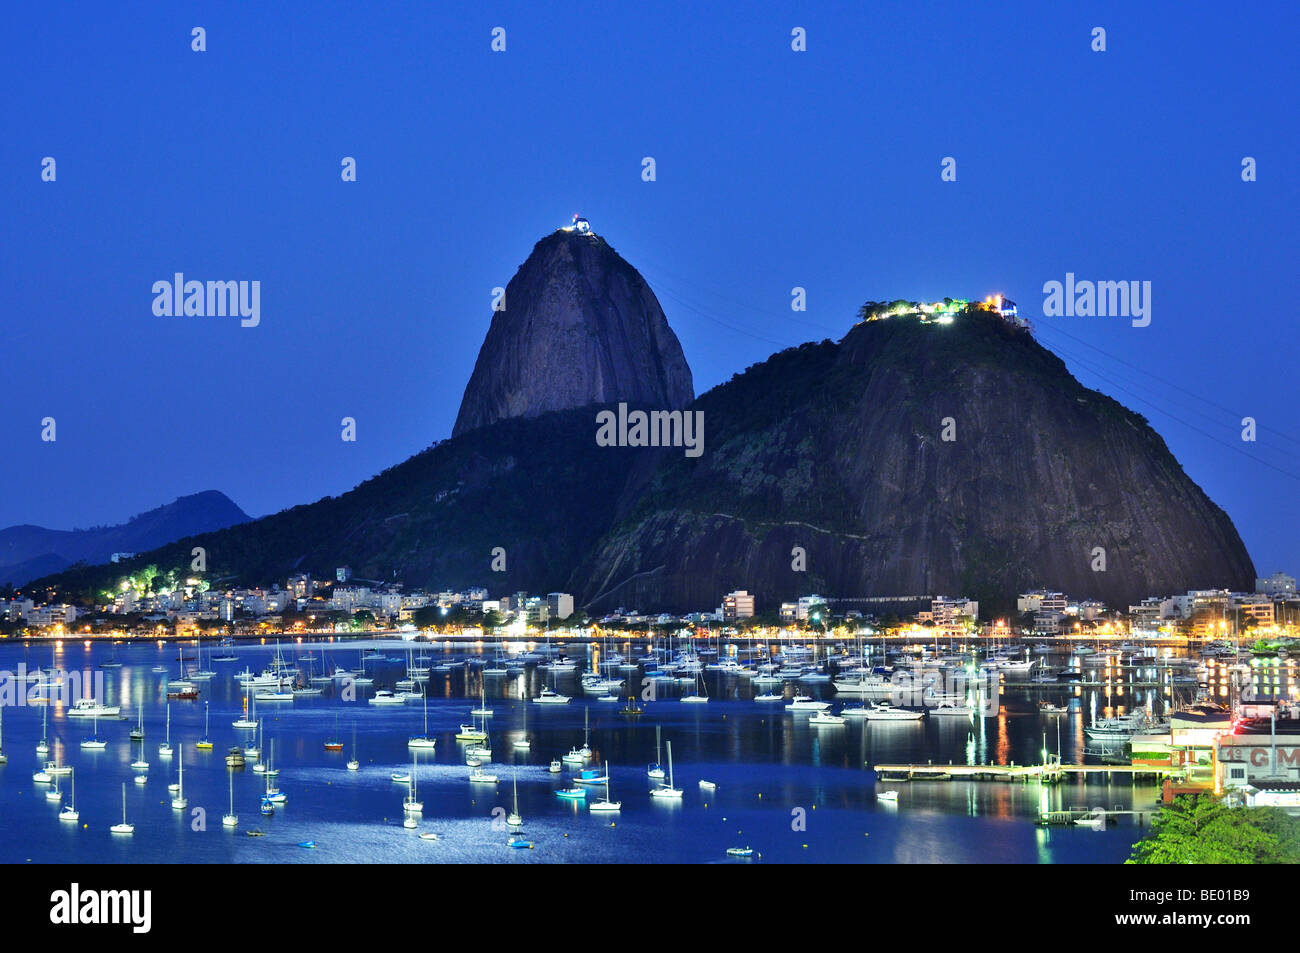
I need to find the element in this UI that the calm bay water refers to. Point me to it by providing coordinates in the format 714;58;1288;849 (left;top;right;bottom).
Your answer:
0;639;1166;863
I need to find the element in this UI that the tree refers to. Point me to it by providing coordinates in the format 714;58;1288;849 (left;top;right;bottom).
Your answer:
1128;795;1300;864
412;605;442;629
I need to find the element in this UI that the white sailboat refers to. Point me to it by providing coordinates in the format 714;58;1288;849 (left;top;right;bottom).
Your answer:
647;725;665;780
59;768;79;822
408;691;436;749
223;767;238;828
0;705;6;764
131;725;150;771
681;669;709;704
158;703;174;757
36;700;49;756
110;782;135;834
171;749;187;809
470;682;493;717
562;707;593;764
589;760;621;812
404;751;423;815
44;760;63;800
262;740;286;800
80;711;108;749
244;718;262;761
507;767;523;827
347;724;360;771
233;688;258;729
649;740;683;798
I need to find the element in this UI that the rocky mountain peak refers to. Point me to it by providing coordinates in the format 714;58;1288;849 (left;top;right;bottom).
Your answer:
452;226;694;437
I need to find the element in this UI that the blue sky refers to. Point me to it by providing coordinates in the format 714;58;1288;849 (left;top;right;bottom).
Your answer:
2;1;1296;578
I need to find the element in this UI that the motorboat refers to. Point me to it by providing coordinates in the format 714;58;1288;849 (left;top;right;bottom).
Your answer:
863;703;925;722
67;698;120;718
786;695;831;712
1084;710;1149;740
533;687;572;705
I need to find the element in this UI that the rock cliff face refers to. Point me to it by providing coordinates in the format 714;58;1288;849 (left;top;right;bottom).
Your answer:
573;311;1256;615
452;229;694;436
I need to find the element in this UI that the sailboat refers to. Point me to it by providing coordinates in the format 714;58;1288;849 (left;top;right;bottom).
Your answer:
325;713;344;751
471;682;493;717
131;724;150;771
80;711;108;749
171;749;187;809
244;717;262;760
408;692;436;749
562;707;593;764
110;782;134;834
36;700;49;756
44;759;63;800
404;751;423;815
647;725;665;780
649;740;683;798
0;705;6;764
347;724;360;771
59;768;79;822
455;705;488;742
254;722;269;773
589;760;621;812
681;669;709;704
197;701;214;749
262;740;286;801
233;689;258;729
260;769;275;815
129;697;145;741
507;768;523;827
223;766;238;827
158;703;174;757
190;645;215;680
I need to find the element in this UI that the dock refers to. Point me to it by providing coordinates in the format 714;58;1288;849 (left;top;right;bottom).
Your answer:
871;760;1184;784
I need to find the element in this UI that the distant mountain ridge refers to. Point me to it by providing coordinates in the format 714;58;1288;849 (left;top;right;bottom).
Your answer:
0;491;250;586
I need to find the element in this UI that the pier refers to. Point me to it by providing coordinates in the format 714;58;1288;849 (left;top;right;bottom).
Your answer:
871;760;1185;784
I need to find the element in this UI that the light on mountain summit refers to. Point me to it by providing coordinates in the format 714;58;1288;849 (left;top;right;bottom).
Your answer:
564;214;592;234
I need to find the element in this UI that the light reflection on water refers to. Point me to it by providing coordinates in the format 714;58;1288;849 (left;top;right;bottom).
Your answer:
0;640;1168;863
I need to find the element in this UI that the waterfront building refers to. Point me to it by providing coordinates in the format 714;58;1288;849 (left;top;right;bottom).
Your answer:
525;597;549;625
1217;717;1300;795
930;596;978;625
795;595;827;621
1017;589;1066;615
547;592;574;620
721;590;755;621
1257;572;1297;597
